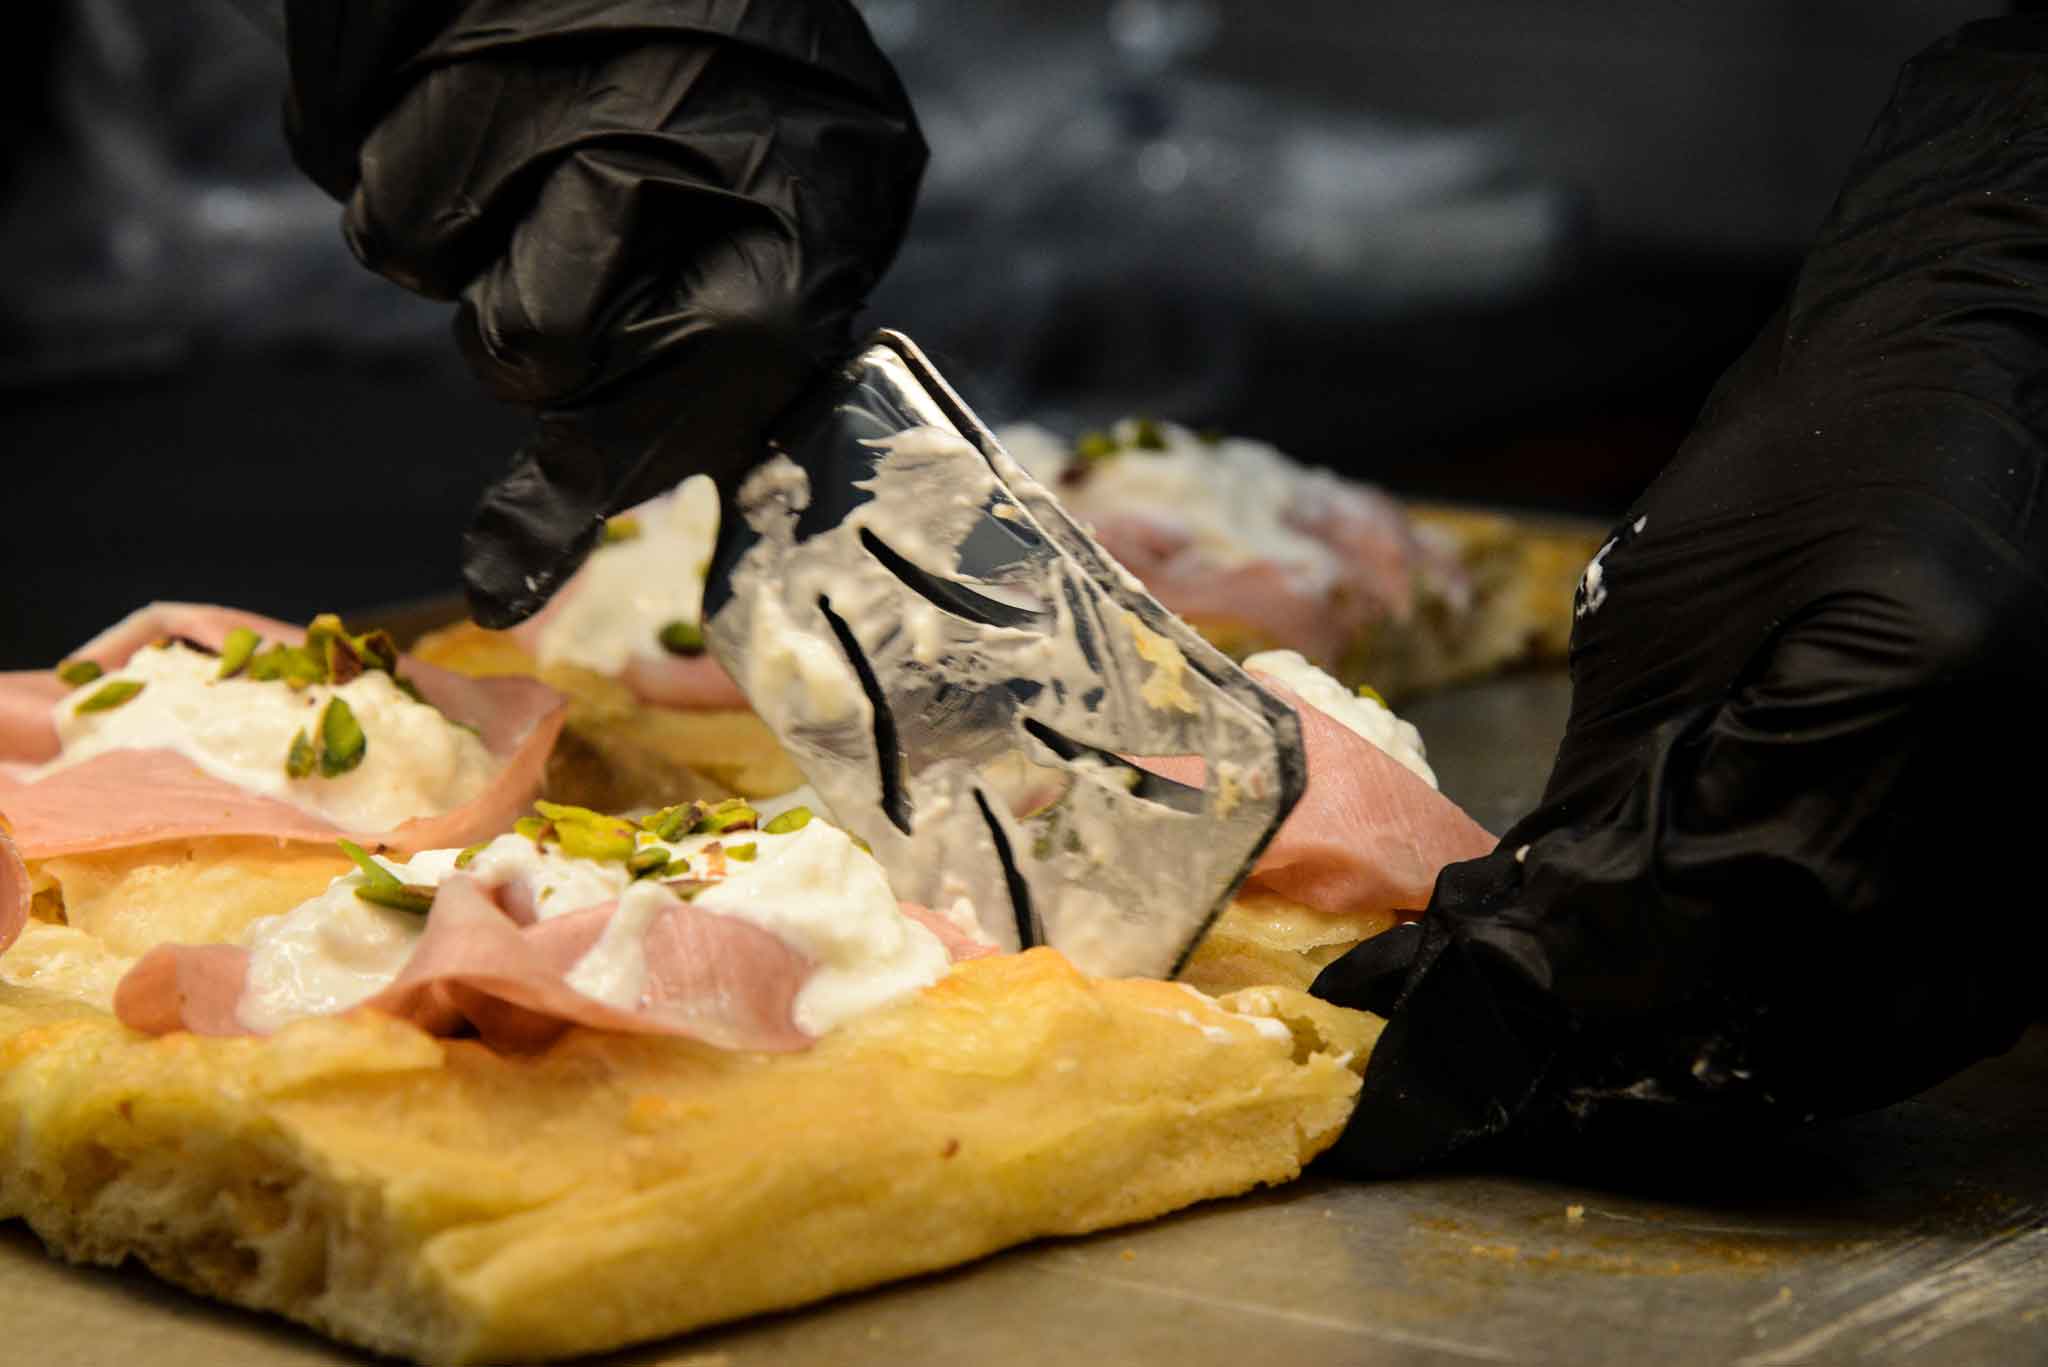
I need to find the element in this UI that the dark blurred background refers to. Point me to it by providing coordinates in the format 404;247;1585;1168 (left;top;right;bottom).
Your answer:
0;1;1998;665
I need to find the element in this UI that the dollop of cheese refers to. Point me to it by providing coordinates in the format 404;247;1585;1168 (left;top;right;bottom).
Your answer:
237;816;959;1038
1001;420;1344;589
536;475;721;674
36;644;497;830
1244;648;1437;787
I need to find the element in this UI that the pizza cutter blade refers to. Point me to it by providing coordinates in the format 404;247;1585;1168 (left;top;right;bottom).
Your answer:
700;331;1305;980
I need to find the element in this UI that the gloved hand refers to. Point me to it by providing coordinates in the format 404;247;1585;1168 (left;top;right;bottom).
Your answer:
282;0;927;626
1312;17;2048;1173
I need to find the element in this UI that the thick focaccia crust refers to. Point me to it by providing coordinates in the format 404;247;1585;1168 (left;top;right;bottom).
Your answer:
0;950;1374;1366
410;623;802;801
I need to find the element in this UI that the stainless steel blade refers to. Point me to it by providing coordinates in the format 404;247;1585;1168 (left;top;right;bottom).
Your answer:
702;331;1304;979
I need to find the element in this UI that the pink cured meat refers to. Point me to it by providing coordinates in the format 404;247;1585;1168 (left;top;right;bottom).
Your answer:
0;603;567;864
1078;474;1467;672
1147;676;1495;920
506;582;750;710
113;876;991;1053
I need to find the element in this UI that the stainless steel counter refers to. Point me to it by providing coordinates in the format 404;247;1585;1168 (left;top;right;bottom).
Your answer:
5;671;2044;1365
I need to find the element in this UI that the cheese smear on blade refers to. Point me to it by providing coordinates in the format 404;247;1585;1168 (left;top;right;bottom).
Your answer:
1244;649;1436;787
536;475;721;674
35;644;497;830
237;818;957;1037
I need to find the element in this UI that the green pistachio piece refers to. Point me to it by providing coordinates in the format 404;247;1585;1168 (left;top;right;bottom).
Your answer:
724;842;757;862
454;841;491;870
762;805;813;835
556;820;638;862
601;515;642;545
1129;417;1168;451
657;620;706;656
335;838;433;914
692;798;758;835
354;629;401;675
847;832;873;856
322;633;364;685
358;881;436;915
56;659;103;687
285;728;317;779
1354;683;1387;707
1074;430;1117;464
514;815;556;846
662;878;713;900
318;697;366;777
216;628;261;679
75;680;144;714
626;847;672;879
640;804;693;842
247;643;326;687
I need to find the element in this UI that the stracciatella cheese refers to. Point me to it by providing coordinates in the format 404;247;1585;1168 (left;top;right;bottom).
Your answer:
1002;422;1344;590
237;818;959;1037
1244;649;1436;787
34;644;497;831
536;475;720;674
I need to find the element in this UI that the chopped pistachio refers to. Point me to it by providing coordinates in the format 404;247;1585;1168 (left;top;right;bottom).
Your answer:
361;881;436;915
513;815;556;847
601;515;642;545
247;643;325;687
322;633;364;685
762;805;813;835
1129;417;1168;451
56;659;103;687
627;847;672;879
1354;683;1387;707
75;680;144;715
285;728;317;779
724;842;757;862
336;839;434;914
657;619;706;656
556;818;637;862
318;697;366;777
454;840;491;870
1074;430;1117;464
355;629;401;675
216;628;260;679
529;801;646;860
693;798;758;835
847;832;873;856
640;804;693;843
663;878;713;900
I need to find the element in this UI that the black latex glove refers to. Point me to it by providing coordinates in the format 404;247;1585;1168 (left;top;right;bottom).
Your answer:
1313;17;2048;1174
282;0;927;626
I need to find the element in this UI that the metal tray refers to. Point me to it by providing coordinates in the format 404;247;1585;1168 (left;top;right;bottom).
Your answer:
4;670;2043;1366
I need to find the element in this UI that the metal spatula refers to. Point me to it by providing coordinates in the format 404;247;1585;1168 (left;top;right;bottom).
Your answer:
701;332;1304;979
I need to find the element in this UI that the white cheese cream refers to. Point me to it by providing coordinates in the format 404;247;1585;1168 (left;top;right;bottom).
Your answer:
1243;649;1437;788
1000;420;1346;590
237;815;960;1038
34;643;497;830
536;475;720;674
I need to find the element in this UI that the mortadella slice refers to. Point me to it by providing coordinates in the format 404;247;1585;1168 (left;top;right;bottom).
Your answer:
112;875;988;1054
0;604;566;861
1145;676;1495;921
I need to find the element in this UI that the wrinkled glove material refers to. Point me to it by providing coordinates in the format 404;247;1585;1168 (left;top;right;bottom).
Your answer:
1315;17;2048;1174
284;0;927;625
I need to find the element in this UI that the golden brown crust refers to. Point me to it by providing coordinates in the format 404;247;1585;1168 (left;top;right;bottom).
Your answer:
0;950;1370;1365
1180;892;1401;995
